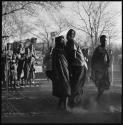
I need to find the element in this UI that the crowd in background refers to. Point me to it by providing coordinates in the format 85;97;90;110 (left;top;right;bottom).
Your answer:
43;29;112;111
1;29;121;112
1;39;37;89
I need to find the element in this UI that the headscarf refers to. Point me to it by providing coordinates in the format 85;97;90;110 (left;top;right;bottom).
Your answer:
66;29;76;40
55;35;65;49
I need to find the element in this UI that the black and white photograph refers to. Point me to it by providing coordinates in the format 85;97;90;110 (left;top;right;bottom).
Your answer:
1;1;122;123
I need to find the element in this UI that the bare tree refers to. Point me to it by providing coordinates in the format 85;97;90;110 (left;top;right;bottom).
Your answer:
33;18;51;48
49;11;69;35
2;1;63;43
67;2;120;51
2;1;63;17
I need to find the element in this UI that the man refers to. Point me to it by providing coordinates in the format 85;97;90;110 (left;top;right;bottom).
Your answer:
23;47;32;85
28;44;36;84
16;43;25;86
1;49;6;88
9;53;18;89
6;43;13;88
65;29;87;107
91;35;111;103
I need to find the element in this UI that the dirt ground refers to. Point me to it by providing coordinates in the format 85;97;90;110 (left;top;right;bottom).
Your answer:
1;80;122;123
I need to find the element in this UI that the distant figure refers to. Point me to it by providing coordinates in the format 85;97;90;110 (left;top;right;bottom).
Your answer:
23;48;32;85
16;43;25;85
6;43;13;60
6;43;13;88
52;36;71;111
91;35;111;103
29;45;36;84
1;49;6;88
65;29;87;107
43;47;53;81
9;53;18;89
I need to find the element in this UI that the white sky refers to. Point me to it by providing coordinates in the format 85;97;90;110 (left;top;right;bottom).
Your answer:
9;1;122;46
62;1;122;45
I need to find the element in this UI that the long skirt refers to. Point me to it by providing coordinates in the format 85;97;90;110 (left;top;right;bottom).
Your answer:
52;55;71;99
92;67;110;90
69;66;87;105
23;62;30;81
17;61;24;80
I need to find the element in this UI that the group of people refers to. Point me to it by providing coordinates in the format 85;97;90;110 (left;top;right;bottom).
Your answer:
1;42;36;89
1;29;111;111
45;29;111;111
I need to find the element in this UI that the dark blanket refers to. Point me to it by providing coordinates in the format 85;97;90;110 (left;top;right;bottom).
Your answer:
91;46;111;90
52;48;71;98
65;40;87;104
23;55;31;81
69;66;87;104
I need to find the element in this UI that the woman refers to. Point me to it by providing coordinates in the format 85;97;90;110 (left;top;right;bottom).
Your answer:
16;43;25;85
23;48;32;85
91;35;111;103
65;29;87;107
52;36;71;111
28;45;36;84
9;53;18;89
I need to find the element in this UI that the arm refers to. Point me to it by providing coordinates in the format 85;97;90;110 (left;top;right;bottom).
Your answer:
72;42;77;59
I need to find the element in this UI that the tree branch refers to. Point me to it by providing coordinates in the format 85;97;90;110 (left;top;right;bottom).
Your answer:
2;2;33;16
77;3;90;34
2;35;11;39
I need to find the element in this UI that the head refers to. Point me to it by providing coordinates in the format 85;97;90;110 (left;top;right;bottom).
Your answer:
55;35;65;49
20;43;24;48
66;29;76;40
31;37;37;44
25;48;30;54
100;35;107;47
7;43;11;50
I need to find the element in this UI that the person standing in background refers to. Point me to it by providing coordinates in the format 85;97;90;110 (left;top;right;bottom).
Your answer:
16;43;25;86
91;35;111;103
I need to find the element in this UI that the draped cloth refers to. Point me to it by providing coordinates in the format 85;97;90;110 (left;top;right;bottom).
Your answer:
23;54;31;81
69;66;86;104
52;48;71;98
65;40;87;105
91;46;111;90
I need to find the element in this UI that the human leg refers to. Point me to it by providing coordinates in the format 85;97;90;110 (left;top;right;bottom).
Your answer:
96;87;104;104
57;97;63;109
